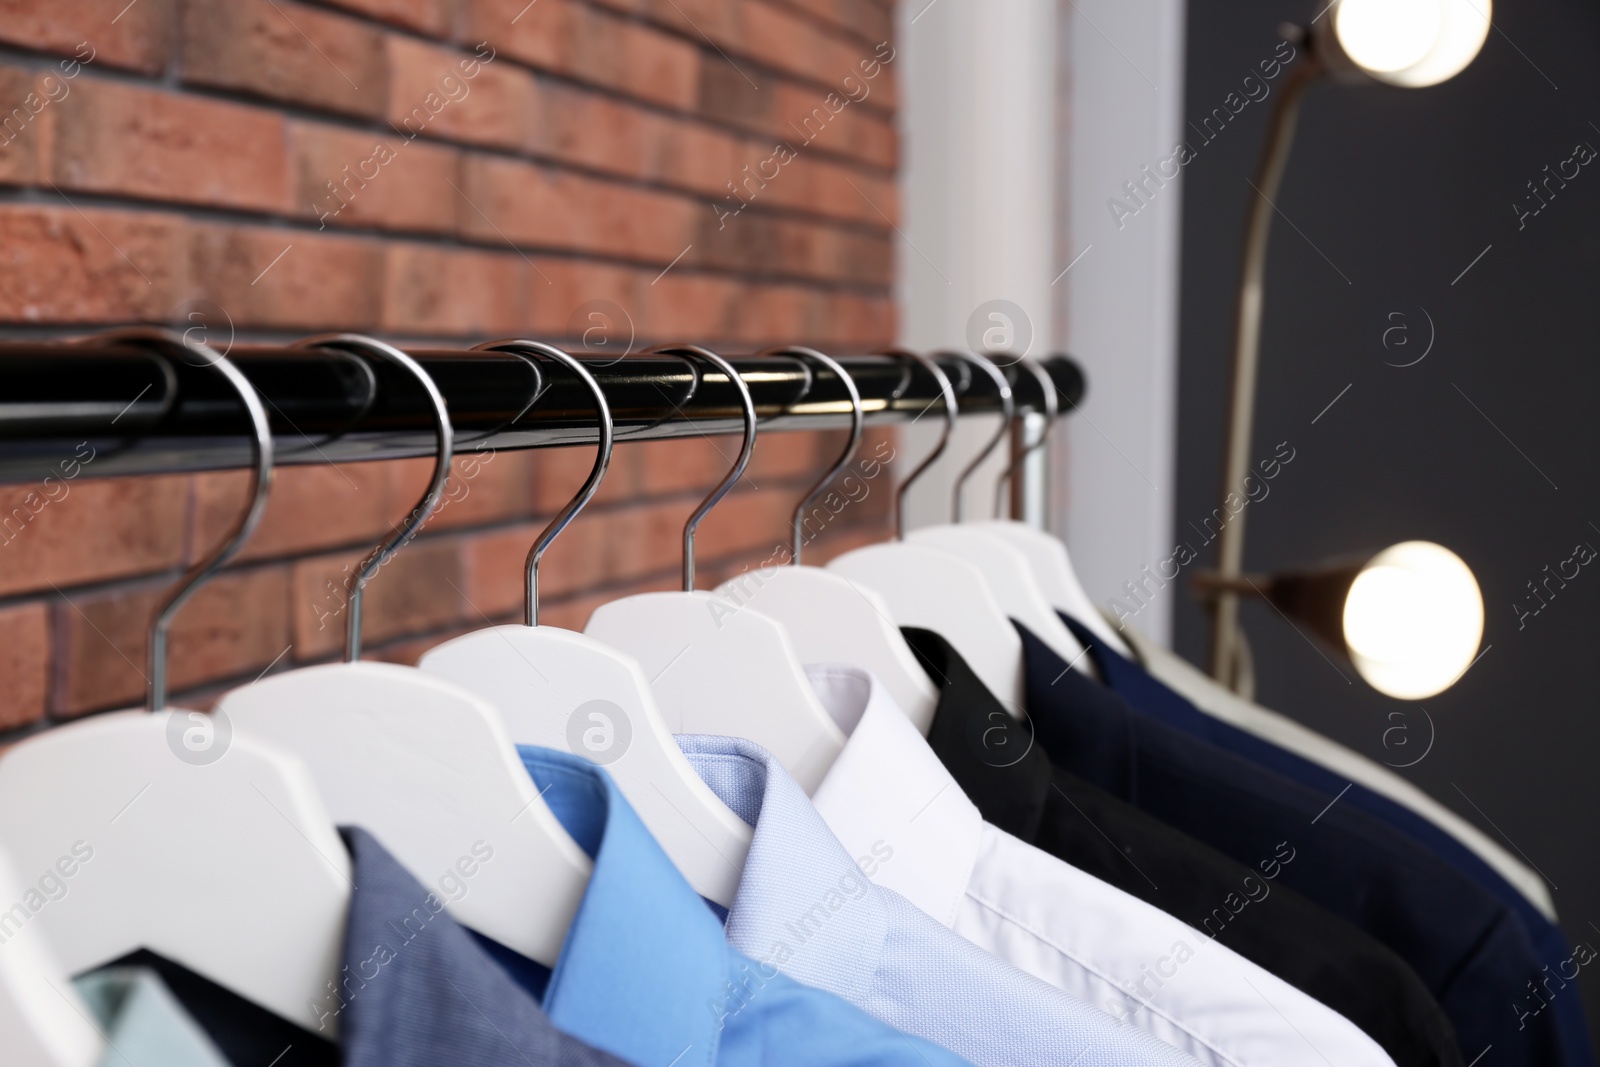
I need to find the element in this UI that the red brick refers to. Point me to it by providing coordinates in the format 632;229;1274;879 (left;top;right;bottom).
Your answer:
768;80;893;170
743;3;828;81
387;36;537;152
459;155;698;262
470;498;698;612
637;436;741;498
463;0;573;73
410;449;541;532
651;117;740;197
0;205;186;323
188;223;385;331
612;16;700;110
56;565;292;716
0;0;174;75
290;536;464;659
0;66;53;185
0;473;188;597
697;58;770;134
51;80;290;213
537;83;652;177
180;0;388;121
462;523;538;619
748;429;824;482
693;486;795;561
191;462;397;564
539;573;679;632
529;440;644;513
290;121;461;233
827;292;892;346
369;619;492;667
529;258;644;337
324;0;453;36
0;602;48;729
734;283;814;343
641;273;739;339
381;243;527;336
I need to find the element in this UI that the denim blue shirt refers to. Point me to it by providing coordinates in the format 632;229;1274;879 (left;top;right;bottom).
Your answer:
516;745;977;1067
338;826;633;1067
674;733;1206;1067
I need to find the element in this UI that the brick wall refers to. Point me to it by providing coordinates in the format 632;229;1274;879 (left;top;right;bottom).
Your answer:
0;0;901;732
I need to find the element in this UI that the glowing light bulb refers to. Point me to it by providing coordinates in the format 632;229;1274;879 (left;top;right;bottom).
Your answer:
1335;0;1442;73
1331;0;1490;88
1342;541;1483;699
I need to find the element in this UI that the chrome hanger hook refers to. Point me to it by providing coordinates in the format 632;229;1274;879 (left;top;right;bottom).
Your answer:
297;334;453;663
90;327;275;712
647;344;756;591
759;346;862;565
474;339;613;626
877;348;956;540
992;355;1059;519
939;350;1013;522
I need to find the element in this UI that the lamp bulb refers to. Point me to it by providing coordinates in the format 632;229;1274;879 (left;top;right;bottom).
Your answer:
1342;541;1483;700
1332;0;1491;88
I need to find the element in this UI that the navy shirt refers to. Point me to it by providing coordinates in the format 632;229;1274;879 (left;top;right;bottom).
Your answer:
1013;621;1565;1067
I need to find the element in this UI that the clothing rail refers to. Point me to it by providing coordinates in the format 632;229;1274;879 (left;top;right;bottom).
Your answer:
0;333;1085;491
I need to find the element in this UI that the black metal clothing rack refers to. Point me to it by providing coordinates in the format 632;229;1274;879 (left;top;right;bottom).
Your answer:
0;333;1084;486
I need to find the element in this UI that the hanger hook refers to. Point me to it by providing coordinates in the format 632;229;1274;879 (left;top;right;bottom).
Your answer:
296;334;453;663
647;344;756;591
474;339;612;626
90;327;273;712
759;346;862;565
876;348;957;540
939;350;1013;522
992;355;1060;518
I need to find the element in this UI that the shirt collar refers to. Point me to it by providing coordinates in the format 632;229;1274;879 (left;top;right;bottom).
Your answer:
672;731;890;1008
516;747;729;1067
900;627;1056;843
804;664;984;929
337;825;629;1067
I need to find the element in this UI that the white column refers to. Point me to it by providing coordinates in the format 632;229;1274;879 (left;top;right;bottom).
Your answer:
1055;0;1187;644
895;0;1058;530
896;0;1187;647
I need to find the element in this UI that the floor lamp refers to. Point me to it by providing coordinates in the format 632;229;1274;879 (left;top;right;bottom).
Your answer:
1205;0;1492;699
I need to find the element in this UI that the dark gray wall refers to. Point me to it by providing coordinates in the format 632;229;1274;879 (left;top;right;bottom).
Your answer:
1175;0;1600;1041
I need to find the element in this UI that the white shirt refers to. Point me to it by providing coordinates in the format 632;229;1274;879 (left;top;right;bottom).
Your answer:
1112;621;1556;920
804;664;1397;1067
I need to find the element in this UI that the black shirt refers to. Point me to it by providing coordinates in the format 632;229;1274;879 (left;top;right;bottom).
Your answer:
904;626;1463;1067
999;620;1565;1067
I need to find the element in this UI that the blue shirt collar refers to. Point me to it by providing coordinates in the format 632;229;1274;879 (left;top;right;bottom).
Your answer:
518;745;729;1067
671;734;892;1004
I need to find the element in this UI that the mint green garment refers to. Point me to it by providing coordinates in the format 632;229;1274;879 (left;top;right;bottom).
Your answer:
73;967;230;1067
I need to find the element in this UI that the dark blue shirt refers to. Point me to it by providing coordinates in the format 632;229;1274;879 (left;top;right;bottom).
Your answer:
1016;621;1563;1067
1056;612;1593;1067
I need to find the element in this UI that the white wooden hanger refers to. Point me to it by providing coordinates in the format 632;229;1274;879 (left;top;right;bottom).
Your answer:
825;350;1026;716
585;345;846;791
420;340;751;906
219;334;590;969
0;842;103;1067
975;354;1132;655
0;328;351;1035
904;353;1092;670
712;348;938;732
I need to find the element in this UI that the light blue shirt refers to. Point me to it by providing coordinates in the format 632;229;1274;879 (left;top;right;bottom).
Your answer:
517;745;978;1067
73;968;229;1067
676;734;1206;1067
